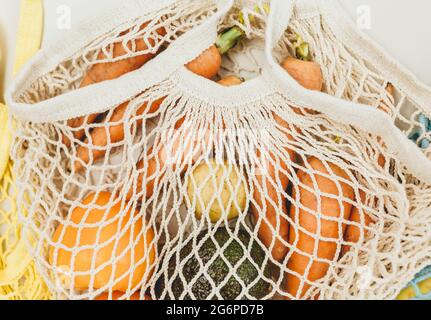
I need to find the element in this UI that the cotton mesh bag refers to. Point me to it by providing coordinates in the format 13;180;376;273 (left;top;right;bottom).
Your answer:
258;0;431;299
5;0;431;300
276;1;431;273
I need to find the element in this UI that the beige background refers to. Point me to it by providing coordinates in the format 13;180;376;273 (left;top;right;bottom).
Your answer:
1;0;431;100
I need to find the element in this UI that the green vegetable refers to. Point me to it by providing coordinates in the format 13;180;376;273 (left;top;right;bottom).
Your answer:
293;34;312;62
157;228;271;300
215;27;245;55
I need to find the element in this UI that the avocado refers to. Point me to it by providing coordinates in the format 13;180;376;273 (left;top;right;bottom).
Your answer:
157;227;271;300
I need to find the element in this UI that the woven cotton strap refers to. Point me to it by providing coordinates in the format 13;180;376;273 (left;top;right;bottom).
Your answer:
6;0;234;123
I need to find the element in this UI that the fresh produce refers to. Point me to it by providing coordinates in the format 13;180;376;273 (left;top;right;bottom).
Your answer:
126;76;243;200
251;40;324;263
216;75;244;86
377;83;395;114
281;35;324;92
251;147;293;262
285;157;355;299
186;159;248;223
64;22;167;146
74;27;244;172
341;191;374;256
95;291;150;300
49;192;156;291
156;227;271;300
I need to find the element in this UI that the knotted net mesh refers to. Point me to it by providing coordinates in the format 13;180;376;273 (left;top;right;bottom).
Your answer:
8;0;431;300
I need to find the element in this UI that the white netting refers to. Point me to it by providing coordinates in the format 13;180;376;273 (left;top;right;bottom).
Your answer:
282;5;431;161
5;0;431;300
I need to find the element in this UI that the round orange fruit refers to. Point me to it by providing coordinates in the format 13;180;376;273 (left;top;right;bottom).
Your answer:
49;192;156;291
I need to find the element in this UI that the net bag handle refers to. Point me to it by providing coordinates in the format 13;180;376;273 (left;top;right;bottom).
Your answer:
6;0;235;123
263;0;431;184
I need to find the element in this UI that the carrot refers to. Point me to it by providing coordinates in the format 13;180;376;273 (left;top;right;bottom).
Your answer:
252;149;294;262
250;39;323;262
74;27;244;172
185;45;222;79
282;57;323;92
341;191;374;256
63;22;167;146
285;157;354;299
74;97;165;172
217;75;244;86
377;83;394;114
251;113;297;262
279;36;323;119
126;76;243;200
250;40;323;262
281;35;323;92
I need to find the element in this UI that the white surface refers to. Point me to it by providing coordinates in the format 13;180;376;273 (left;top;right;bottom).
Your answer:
1;0;431;100
339;0;431;87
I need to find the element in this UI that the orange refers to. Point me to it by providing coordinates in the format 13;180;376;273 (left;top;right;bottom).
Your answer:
49;192;156;291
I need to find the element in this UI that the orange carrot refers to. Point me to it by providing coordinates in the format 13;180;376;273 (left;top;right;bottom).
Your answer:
341;191;374;256
251;113;297;262
74;28;244;171
281;35;323;92
74;97;165;172
63;23;167;146
250;43;323;262
216;75;244;86
377;83;394;114
252;149;293;262
285;157;354;299
185;45;222;79
282;57;323;92
280;38;323;117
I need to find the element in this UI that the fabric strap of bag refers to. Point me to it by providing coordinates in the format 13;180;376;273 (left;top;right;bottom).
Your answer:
264;0;431;184
0;0;43;287
6;0;234;123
